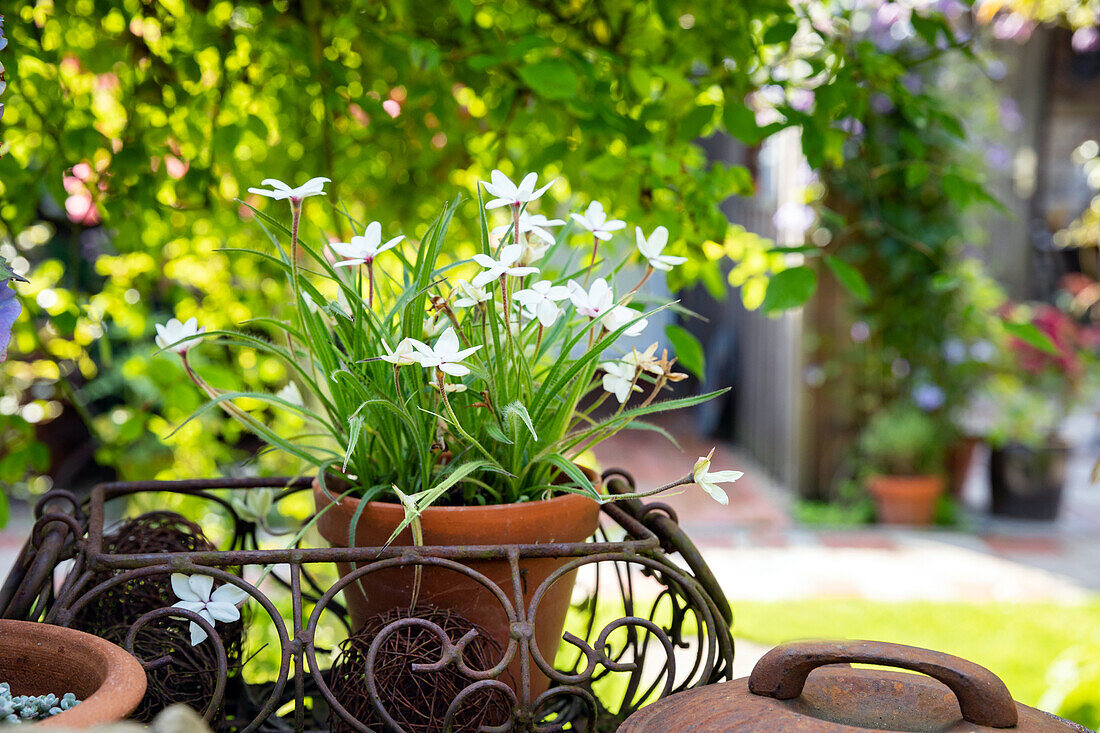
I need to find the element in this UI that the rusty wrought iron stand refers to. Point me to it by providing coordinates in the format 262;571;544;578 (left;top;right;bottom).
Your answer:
0;469;733;732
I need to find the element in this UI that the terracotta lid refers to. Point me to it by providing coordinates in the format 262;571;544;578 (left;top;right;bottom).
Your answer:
0;619;147;728
620;640;1090;732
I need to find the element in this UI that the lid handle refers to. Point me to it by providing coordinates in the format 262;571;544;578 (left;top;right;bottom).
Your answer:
748;640;1019;729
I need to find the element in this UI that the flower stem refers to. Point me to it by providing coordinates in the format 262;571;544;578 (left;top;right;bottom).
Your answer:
585;233;599;285
366;262;375;309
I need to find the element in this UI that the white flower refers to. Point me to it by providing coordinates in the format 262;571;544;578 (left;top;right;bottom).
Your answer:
571;201;626;241
331;221;405;267
481;169;556;210
635;226;686;271
601;361;642;404
471;244;539;288
275;382;303;406
567;278;614;319
491;212;564;246
513;280;570;327
381;337;422;366
247;177;330;203
603;305;648;337
451;280;491;309
411;327;482;377
692;449;744;505
170;573;249;646
155;317;205;354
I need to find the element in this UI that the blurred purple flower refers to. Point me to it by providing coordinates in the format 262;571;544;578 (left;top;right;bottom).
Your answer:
999;98;1023;132
891;358;911;378
0;282;21;362
871;93;895;115
912;383;946;412
837;117;865;136
1072;26;1100;53
970;339;997;363
943;338;967;364
985;144;1012;172
901;73;923;95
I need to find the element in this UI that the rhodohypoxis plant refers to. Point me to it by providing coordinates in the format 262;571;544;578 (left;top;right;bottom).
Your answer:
158;167;740;522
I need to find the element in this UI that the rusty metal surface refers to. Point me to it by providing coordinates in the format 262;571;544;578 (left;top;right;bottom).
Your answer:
0;471;734;732
620;640;1089;733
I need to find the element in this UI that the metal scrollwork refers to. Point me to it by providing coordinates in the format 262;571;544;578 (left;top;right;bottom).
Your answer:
0;471;733;731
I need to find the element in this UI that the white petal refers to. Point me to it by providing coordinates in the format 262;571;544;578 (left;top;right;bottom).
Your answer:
439;362;470;377
333;259;364;268
485;198;512;209
363;221;382;248
707;470;745;484
529;179;555;200
378;235;405;253
472;270;500;288
650;226;669;250
499;244;523;265
171;573;202;602
604;219;626;232
260;179;292;190
571;213;592;230
206;601;241;624
188;621;208;646
490;169;516;196
172;600;206;614
594;230;613;242
517;172;538;198
188;574;214;602
211;583;249;606
701;481;730;505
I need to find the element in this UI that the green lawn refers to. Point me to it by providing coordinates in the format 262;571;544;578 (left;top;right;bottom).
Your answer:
733;599;1100;729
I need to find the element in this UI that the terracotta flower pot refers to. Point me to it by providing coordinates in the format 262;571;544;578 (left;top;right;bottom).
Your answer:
313;477;602;699
867;474;945;525
0;619;147;729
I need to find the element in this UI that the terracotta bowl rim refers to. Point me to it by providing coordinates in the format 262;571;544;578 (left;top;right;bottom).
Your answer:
0;619;147;729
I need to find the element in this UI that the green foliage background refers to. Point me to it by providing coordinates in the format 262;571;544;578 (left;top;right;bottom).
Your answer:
0;0;982;494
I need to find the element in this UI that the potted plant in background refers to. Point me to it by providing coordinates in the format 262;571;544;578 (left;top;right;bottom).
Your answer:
970;302;1097;520
858;402;947;525
155;168;740;696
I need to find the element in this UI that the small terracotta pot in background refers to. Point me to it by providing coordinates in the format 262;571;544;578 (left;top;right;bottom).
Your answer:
313;476;602;700
867;474;945;526
0;619;147;729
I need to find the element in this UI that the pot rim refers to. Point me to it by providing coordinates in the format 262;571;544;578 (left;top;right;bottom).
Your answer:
0;619;147;729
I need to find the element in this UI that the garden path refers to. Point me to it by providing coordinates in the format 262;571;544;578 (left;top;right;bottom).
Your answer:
591;411;1100;603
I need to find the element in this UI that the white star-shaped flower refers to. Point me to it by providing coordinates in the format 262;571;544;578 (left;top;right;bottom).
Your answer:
635;226;687;271
171;573;250;646
481;170;556;210
155;317;205;354
602;305;648;337
247;177;330;203
330;222;405;267
471;244;540;288
381;337;423;366
567;278;614;319
571;201;626;242
601;361;642;404
513;280;570;327
491;212;564;246
451;280;491;309
692;449;744;505
411;327;482;377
